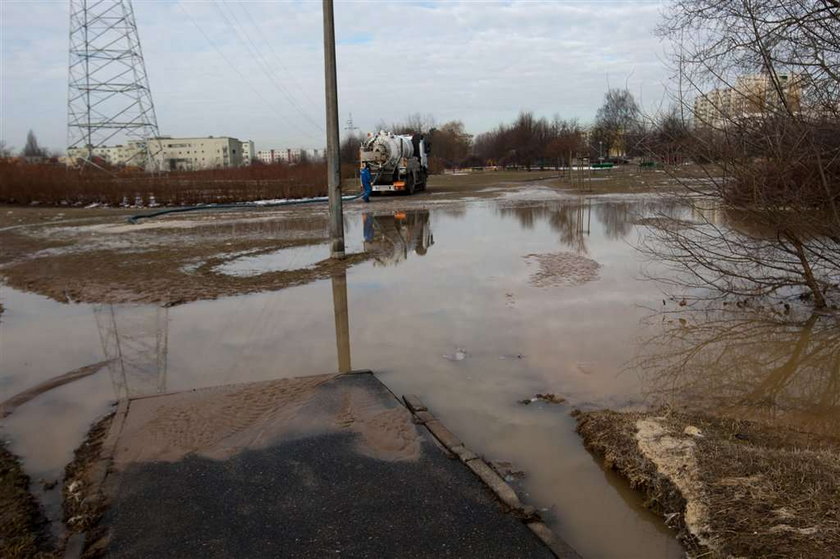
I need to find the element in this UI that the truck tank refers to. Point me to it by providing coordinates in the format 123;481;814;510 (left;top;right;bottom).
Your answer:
360;131;415;170
360;130;429;194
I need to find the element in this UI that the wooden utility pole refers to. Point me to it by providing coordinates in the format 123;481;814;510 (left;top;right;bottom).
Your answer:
323;0;344;258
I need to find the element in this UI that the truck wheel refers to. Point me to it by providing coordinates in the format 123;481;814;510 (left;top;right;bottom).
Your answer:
406;175;416;195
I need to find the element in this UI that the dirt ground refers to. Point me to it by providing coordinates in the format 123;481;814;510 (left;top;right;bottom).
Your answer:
576;409;840;558
0;166;688;306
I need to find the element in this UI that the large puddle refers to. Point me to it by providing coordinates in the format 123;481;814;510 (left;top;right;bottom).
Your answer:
214;244;332;276
3;195;837;557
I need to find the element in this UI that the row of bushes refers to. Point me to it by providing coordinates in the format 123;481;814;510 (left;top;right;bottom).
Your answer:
0;161;365;206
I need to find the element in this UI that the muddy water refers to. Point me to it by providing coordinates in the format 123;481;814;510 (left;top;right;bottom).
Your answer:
214;243;331;276
3;193;801;557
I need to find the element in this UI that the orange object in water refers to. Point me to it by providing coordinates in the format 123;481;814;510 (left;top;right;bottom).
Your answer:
394;212;407;220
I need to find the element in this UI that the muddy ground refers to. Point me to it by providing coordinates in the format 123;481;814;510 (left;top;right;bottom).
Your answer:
576;409;840;558
0;166;686;306
0;414;114;559
2;165;743;556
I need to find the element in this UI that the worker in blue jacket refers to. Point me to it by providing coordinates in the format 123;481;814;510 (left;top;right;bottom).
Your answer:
360;163;372;203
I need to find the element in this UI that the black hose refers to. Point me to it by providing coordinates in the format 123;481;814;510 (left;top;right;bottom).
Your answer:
128;191;365;223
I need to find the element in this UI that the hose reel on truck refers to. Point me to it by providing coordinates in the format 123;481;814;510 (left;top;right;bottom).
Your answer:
359;130;430;195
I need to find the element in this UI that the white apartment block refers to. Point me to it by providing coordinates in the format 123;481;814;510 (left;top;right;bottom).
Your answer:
257;149;280;164
67;140;147;167
256;148;324;164
68;136;256;171
147;136;247;171
240;140;255;165
694;73;803;128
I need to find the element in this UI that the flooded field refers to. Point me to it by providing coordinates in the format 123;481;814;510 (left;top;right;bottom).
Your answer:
2;188;837;557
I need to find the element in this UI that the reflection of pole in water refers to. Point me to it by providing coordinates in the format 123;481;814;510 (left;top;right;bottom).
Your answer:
331;270;352;373
576;196;592;235
93;304;169;399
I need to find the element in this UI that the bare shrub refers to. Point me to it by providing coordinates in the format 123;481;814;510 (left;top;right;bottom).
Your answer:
648;0;840;308
0;161;331;206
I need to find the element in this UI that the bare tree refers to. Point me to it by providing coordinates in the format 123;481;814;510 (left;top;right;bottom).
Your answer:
645;0;840;309
22;130;47;158
428;121;472;169
592;89;642;159
340;132;364;166
472;112;584;169
379;113;436;135
545;118;585;168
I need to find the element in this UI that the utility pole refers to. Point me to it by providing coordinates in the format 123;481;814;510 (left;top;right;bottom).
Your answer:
322;0;344;259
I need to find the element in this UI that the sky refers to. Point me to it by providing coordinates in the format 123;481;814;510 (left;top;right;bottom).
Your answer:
1;0;673;153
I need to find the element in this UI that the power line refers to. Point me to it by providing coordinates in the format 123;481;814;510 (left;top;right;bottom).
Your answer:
176;2;321;142
213;0;325;134
231;1;325;127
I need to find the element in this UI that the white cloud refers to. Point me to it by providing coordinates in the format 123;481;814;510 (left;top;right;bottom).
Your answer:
0;0;671;152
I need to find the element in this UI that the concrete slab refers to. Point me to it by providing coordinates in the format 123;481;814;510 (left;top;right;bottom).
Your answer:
100;373;554;558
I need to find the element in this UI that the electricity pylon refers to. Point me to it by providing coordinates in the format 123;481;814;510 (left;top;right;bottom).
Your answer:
345;113;359;134
67;0;160;168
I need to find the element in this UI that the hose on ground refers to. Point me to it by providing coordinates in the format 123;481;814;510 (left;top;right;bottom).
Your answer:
128;191;365;224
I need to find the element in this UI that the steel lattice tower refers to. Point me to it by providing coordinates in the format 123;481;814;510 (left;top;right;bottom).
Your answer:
67;0;159;166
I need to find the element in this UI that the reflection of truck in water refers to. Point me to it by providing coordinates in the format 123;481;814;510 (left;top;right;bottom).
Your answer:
360;131;430;195
362;210;433;265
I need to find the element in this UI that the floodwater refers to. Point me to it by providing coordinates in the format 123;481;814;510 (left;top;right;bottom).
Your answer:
214;243;332;276
2;193;837;557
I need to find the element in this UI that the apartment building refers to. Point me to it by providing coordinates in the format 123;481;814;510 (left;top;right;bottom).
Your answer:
67;136;256;171
693;73;803;127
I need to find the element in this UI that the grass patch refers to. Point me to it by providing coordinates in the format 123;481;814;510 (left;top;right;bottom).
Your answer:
63;413;115;559
576;409;840;558
0;442;54;558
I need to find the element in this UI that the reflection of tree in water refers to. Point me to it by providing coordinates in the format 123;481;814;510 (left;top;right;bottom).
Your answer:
362;210;434;266
637;309;840;436
497;200;592;253
498;199;688;252
437;206;466;219
594;203;633;240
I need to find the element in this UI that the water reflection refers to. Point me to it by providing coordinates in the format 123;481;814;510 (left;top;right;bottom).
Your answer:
93;304;169;399
638;309;840;435
362;210;434;265
594;202;633;240
1;198;694;558
497;199;593;253
332;270;352;373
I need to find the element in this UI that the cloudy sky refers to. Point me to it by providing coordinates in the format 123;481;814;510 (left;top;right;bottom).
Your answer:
1;0;673;152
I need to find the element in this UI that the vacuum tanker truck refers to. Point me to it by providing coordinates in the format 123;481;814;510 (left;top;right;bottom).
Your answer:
359;130;430;194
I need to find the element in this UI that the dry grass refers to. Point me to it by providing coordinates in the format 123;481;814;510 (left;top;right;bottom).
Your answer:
0;442;54;558
63;413;114;559
576;409;840;558
429;164;713;195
